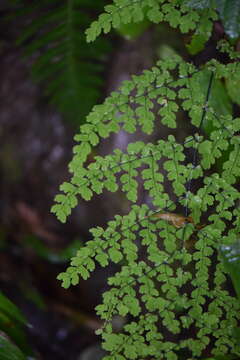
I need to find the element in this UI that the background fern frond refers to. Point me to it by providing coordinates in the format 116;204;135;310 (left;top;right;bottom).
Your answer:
13;0;111;125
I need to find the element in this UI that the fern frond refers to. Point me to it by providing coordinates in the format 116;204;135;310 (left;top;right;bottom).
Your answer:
44;0;240;355
50;56;187;220
51;57;240;223
14;0;110;124
86;0;217;44
58;204;240;358
52;36;240;357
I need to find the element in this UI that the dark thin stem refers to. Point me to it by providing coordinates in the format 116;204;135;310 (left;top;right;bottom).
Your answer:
184;72;214;216
199;72;214;131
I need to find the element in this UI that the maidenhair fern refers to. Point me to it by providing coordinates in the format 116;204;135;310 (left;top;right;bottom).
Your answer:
85;0;217;51
12;0;110;124
52;1;240;359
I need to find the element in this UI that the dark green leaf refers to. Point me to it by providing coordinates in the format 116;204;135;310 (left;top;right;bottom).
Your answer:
220;239;240;300
0;335;26;360
217;0;240;38
0;293;27;326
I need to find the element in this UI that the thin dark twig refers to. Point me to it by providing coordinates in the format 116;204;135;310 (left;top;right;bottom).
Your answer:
184;71;214;216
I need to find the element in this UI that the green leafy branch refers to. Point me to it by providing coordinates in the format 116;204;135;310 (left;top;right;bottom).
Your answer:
85;0;217;45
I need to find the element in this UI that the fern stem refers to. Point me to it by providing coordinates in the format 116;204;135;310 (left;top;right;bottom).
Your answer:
184;71;214;216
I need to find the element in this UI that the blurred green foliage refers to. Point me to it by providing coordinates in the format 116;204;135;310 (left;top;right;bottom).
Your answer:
186;0;240;39
0;292;33;359
221;239;240;301
23;234;82;263
10;0;111;126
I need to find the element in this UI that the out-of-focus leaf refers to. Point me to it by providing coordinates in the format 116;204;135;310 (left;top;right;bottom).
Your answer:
185;0;214;10
116;19;150;40
0;333;26;360
158;45;178;60
220;239;240;300
193;69;232;135
202;357;238;360
0;314;31;356
0;293;32;355
203;355;240;360
185;0;240;38
58;238;83;261
225;76;240;106
186;33;208;55
22;287;46;311
231;327;240;352
201;70;232;116
0;293;27;326
217;0;240;39
24;235;82;263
